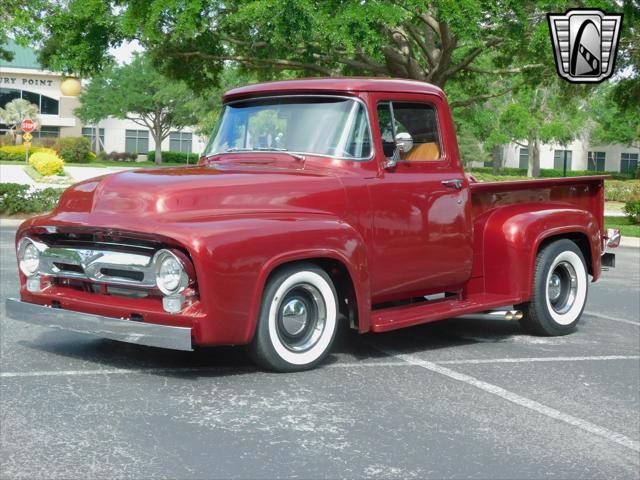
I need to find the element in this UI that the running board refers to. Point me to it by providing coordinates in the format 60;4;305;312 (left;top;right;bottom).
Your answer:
370;293;521;332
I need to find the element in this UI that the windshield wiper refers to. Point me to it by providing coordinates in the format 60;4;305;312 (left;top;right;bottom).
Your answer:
225;146;304;161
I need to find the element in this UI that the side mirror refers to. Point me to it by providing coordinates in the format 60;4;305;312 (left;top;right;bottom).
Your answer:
384;132;413;169
395;132;413;153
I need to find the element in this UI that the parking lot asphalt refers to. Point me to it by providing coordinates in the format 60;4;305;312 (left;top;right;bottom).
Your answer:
1;225;639;479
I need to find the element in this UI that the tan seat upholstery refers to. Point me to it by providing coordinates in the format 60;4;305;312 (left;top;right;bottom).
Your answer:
401;142;440;162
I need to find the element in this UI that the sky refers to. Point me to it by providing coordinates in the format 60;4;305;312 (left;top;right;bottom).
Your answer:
109;40;143;65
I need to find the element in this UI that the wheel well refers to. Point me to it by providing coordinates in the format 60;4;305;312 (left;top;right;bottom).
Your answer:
267;258;359;330
538;232;594;276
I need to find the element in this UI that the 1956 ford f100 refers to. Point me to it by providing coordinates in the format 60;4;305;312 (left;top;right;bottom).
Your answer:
7;78;621;371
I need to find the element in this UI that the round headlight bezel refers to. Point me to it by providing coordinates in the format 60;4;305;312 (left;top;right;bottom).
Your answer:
17;237;42;277
153;249;190;295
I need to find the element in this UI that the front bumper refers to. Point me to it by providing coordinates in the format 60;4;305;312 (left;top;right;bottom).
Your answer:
6;298;193;351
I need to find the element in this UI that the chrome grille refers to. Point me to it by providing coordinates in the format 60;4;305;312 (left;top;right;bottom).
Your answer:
38;246;156;288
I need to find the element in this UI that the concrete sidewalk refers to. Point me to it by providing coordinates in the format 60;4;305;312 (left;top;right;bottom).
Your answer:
0;164;135;188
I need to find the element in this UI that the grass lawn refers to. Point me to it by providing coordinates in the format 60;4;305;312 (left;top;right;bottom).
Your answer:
605;216;640;238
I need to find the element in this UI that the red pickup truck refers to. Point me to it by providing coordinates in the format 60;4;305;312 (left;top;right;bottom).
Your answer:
8;78;620;371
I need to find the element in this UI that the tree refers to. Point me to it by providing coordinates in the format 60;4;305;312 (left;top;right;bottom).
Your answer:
0;98;39;143
497;84;588;177
0;0;54;61
35;0;573;105
610;1;640;112
590;86;640;148
75;54;201;164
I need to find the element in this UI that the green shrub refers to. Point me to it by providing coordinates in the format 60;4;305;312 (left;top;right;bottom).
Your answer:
147;151;197;163
471;167;527;176
55;137;92;163
33;137;58;149
605;180;640;202
0;149;23;162
0;183;64;215
624;200;640;224
470;166;634;181
539;169;633;180
0;145;55;162
29;151;65;176
97;151;138;162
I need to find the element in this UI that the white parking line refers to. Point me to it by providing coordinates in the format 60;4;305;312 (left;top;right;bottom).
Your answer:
584;311;640;327
374;347;640;453
437;355;640;365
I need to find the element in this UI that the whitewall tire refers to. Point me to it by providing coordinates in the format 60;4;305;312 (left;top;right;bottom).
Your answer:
518;239;589;336
250;263;338;372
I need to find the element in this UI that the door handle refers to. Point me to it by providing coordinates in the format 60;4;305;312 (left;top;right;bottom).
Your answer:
441;179;463;190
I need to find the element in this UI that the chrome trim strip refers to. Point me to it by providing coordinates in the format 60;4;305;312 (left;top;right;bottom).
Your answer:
206;94;375;162
6;298;193;351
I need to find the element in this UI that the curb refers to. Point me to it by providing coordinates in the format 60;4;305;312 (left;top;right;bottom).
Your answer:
0;219;25;227
619;237;640;248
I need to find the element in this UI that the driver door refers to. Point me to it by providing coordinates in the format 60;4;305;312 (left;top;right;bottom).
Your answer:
368;92;473;303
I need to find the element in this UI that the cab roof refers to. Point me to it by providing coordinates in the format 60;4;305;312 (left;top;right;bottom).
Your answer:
223;77;445;102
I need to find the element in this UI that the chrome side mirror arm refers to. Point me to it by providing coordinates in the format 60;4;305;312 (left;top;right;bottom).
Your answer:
384;148;400;169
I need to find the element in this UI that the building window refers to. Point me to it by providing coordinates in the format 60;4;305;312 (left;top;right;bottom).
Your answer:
621;152;639;174
35;126;60;138
519;147;529;169
588;151;606;172
169;131;193;153
0;88;59;115
40;95;59;115
82;127;105;151
553;149;572;170
0;88;21;107
125;129;149;154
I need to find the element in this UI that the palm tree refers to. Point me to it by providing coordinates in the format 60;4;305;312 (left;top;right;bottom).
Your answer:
0;98;39;144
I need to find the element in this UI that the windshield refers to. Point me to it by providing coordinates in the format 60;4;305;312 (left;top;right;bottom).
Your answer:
205;96;372;160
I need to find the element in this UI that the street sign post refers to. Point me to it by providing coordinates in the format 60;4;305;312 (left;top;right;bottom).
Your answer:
21;119;36;163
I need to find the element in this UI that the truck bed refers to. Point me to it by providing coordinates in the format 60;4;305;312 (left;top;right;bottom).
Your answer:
470;175;606;230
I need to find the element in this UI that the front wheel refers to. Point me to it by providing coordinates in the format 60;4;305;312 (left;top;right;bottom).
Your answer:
250;263;338;372
517;239;589;336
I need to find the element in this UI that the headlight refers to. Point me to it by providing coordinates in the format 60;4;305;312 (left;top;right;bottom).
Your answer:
153;249;189;295
18;238;41;277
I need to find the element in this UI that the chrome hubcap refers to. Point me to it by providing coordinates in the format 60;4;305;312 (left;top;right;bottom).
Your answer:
281;298;309;336
548;274;562;301
276;284;326;352
547;261;578;314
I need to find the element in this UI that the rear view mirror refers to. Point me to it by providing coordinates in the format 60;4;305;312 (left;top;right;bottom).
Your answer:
395;132;413;153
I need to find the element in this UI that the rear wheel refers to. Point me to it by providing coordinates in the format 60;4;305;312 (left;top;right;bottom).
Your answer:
517;239;589;336
250;263;338;372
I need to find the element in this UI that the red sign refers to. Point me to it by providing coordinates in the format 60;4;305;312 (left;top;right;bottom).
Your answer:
21;119;36;133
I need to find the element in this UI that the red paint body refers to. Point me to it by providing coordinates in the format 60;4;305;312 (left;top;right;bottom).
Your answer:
15;79;606;346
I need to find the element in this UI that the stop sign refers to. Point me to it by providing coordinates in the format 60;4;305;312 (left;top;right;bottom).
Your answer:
21;119;36;133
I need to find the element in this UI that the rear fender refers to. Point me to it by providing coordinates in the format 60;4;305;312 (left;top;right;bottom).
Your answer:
481;204;601;300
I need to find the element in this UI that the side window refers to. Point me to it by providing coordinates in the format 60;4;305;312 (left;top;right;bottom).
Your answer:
376;102;395;157
376;101;442;162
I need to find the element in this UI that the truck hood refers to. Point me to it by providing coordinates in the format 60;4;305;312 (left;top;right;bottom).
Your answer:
56;163;348;220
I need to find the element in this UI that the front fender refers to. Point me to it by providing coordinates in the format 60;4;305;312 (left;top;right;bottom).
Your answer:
480;204;601;301
191;214;371;345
